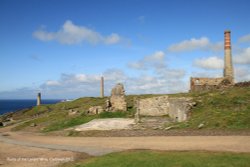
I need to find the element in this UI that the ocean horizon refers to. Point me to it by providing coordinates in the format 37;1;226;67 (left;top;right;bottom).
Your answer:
0;99;62;115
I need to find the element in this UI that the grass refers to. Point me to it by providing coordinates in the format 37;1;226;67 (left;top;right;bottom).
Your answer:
9;86;250;132
175;87;250;129
11;103;136;132
42;115;97;132
61;150;250;167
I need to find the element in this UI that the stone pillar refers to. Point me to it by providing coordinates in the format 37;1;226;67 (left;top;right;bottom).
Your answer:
100;76;104;98
110;83;127;111
37;92;41;106
224;30;234;84
134;98;141;124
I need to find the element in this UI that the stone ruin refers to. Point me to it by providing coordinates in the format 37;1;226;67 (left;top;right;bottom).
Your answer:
234;81;250;87
108;83;127;111
88;106;104;115
190;30;234;92
87;83;127;115
190;77;232;92
86;83;195;123
135;96;195;122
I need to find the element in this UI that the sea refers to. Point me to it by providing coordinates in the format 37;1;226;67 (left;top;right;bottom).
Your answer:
0;99;61;115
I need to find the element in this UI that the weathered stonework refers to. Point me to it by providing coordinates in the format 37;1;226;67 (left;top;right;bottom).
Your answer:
109;83;127;111
137;96;169;116
168;97;194;122
190;30;234;92
137;96;194;122
190;77;232;92
88;106;104;115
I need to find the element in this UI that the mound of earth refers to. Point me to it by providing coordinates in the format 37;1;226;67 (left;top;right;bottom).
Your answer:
75;118;135;131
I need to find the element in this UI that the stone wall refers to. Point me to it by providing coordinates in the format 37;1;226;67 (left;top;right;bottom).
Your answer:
137;96;169;116
168;97;193;122
137;96;194;122
190;77;232;92
109;83;127;111
88;106;104;115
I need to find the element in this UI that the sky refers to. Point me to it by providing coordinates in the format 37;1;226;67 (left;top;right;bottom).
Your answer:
0;0;250;99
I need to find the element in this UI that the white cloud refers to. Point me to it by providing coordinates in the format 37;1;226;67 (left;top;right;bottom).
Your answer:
128;51;165;70
235;66;250;82
45;80;60;86
168;37;210;52
208;42;224;52
127;51;186;93
234;47;250;64
128;51;185;79
103;69;127;81
33;20;123;45
159;69;186;78
239;34;250;43
104;33;121;44
167;37;224;52
193;56;224;69
146;51;165;61
29;49;187;98
191;71;222;78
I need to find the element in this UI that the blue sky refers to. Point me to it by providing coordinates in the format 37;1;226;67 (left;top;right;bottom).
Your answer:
0;0;250;99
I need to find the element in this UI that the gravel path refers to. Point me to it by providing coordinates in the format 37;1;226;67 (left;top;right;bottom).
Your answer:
1;132;250;156
0;133;118;156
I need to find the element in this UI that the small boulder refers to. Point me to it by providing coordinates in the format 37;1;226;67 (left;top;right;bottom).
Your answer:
68;109;80;116
198;123;205;129
164;126;173;131
30;123;37;127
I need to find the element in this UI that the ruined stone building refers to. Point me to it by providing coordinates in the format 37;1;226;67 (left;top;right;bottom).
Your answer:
190;30;234;92
136;96;194;122
109;83;127;111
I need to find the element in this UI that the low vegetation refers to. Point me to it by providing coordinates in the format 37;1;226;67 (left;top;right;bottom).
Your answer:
61;150;250;167
8;86;250;132
175;86;250;129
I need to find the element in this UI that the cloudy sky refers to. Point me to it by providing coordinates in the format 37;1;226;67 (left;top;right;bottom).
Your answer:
1;0;250;99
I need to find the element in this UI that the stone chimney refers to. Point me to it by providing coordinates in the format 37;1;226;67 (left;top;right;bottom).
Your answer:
100;76;104;98
223;30;234;84
37;92;41;106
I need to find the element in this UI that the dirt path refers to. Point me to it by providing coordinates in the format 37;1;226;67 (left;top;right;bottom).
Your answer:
0;142;90;167
1;131;250;157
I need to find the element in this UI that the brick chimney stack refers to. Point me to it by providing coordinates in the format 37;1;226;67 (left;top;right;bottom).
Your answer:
224;30;234;84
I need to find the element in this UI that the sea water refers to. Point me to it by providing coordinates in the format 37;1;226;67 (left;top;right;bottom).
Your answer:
0;99;61;115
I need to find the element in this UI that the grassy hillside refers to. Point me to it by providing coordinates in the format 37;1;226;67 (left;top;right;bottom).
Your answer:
4;86;250;132
176;86;250;129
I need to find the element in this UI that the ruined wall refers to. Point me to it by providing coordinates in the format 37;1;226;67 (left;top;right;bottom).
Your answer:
137;96;194;122
168;97;193;122
189;30;234;92
190;77;232;92
109;83;127;111
137;96;169;116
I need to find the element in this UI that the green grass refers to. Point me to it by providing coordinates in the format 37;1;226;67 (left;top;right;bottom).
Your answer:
42;115;97;132
63;150;250;167
9;86;250;132
175;87;250;129
12;105;136;132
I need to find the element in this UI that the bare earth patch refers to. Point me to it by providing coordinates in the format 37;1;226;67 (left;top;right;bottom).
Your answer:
75;118;135;131
0;142;91;167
